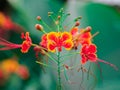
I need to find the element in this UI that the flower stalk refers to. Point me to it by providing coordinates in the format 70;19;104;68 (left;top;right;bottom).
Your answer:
57;51;62;90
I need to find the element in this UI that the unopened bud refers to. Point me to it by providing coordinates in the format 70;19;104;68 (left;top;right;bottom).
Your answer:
75;16;82;21
85;26;92;32
35;24;43;31
55;21;59;25
48;12;53;16
58;16;61;20
78;16;82;19
75;21;80;26
36;16;41;21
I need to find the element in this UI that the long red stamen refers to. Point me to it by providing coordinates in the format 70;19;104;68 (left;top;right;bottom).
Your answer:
97;59;118;71
0;37;21;50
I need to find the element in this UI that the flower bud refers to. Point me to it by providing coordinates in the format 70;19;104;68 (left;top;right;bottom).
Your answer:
48;12;53;16
75;21;80;26
58;16;61;20
36;16;41;21
85;26;92;32
35;24;43;31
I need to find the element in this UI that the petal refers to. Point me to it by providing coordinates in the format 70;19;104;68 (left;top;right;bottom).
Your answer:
62;40;73;50
81;54;88;64
25;32;32;43
81;44;97;54
41;34;47;41
88;53;97;62
80;29;92;39
88;44;97;53
80;38;91;45
21;41;31;53
70;27;79;36
61;32;72;42
40;41;47;48
47;42;56;52
21;33;25;39
81;44;88;54
47;32;59;43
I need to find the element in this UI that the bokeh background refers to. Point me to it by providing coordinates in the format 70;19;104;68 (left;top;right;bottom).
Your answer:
0;0;120;90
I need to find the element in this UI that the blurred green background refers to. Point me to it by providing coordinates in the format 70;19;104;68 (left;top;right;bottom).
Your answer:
0;0;120;90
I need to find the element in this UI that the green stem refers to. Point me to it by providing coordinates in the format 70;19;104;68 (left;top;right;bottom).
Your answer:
36;61;56;69
57;25;60;32
57;51;62;90
40;20;52;31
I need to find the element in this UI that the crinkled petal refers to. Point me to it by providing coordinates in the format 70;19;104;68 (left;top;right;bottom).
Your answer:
81;54;88;64
47;32;59;43
25;32;31;42
80;29;92;39
21;41;31;53
80;38;91;45
41;34;47;41
88;53;97;62
81;44;88;54
70;27;79;36
62;40;73;50
88;44;97;53
61;32;72;42
47;42;56;52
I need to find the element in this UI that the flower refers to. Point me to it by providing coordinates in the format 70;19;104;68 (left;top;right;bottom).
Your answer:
0;12;13;30
1;59;19;74
16;65;29;80
47;32;73;52
70;27;92;49
21;32;32;53
80;44;97;64
80;29;92;45
0;32;32;53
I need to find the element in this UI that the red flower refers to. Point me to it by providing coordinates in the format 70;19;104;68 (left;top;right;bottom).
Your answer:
80;44;97;64
0;32;32;53
21;32;32;53
47;32;73;52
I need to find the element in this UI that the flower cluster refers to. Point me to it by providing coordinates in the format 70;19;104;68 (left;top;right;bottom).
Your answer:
0;9;117;90
70;26;98;64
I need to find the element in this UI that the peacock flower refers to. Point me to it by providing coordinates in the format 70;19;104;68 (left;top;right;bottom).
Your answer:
47;32;73;52
79;28;92;45
21;32;32;53
80;44;98;64
70;27;92;49
0;32;32;53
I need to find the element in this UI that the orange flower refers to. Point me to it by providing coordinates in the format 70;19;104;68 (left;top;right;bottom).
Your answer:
70;27;92;49
1;59;19;74
80;44;97;64
47;32;73;52
79;29;92;45
0;32;32;53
